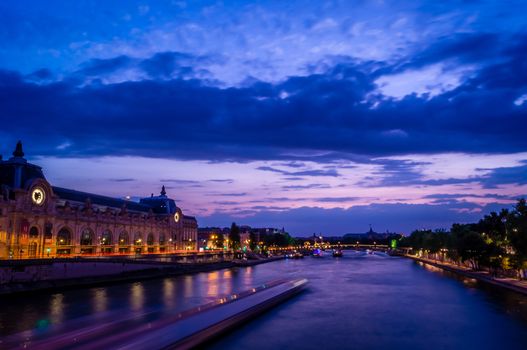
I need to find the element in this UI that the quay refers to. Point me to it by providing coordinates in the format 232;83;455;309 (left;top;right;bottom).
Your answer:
403;254;527;296
0;253;285;296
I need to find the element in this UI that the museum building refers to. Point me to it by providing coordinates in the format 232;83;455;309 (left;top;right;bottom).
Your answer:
0;142;198;259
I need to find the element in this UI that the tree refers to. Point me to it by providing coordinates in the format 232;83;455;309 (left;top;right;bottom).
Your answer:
457;231;486;270
262;231;295;247
477;209;509;247
229;222;241;251
509;199;527;278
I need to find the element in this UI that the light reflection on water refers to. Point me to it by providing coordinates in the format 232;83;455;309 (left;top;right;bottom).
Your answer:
49;294;64;326
162;279;175;309
222;269;233;296
0;251;525;350
207;271;219;297
183;275;193;298
129;283;144;311
92;289;108;314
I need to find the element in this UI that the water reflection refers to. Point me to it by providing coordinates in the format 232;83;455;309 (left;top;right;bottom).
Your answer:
243;266;253;285
49;294;64;325
222;269;233;296
163;279;175;309
183;275;193;298
129;283;144;311
207;271;219;297
92;289;108;313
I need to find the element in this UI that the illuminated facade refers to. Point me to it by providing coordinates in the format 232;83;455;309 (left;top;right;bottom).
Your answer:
0;142;198;259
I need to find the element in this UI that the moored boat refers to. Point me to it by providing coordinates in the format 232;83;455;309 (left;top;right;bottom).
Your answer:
312;248;323;257
293;251;304;259
332;249;343;257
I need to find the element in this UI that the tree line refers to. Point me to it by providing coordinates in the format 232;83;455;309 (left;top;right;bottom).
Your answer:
399;199;527;278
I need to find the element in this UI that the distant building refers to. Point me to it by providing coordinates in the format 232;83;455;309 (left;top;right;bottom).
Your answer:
197;227;229;250
343;226;397;242
0;142;198;259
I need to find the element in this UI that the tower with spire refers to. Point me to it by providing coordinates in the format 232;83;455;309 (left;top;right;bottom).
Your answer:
138;185;176;214
12;140;25;158
0;141;45;189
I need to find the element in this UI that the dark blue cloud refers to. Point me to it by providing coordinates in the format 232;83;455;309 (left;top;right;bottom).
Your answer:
358;159;527;189
140;51;215;80
388;32;501;74
256;166;340;177
79;56;132;76
0;31;526;166
208;179;234;183
207;192;247;197
313;197;364;203
109;178;136;182
422;193;516;200
479;161;527;189
160;179;203;188
282;184;331;190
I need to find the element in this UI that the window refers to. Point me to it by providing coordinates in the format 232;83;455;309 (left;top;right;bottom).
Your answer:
29;226;39;238
119;232;129;245
57;228;72;245
80;228;94;245
134;233;142;245
101;230;112;245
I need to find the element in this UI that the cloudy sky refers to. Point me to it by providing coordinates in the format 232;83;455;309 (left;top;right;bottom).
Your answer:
1;0;526;235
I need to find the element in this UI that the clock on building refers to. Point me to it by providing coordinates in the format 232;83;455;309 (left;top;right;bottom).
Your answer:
31;187;45;205
174;212;180;223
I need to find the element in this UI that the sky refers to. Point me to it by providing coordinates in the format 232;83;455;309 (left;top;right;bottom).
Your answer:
1;0;526;235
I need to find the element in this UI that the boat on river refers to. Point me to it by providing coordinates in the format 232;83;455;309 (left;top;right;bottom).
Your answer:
332;249;343;257
293;251;304;259
312;248;324;257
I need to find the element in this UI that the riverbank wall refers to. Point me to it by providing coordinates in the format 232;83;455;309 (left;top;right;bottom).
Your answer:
403;254;527;296
0;255;284;296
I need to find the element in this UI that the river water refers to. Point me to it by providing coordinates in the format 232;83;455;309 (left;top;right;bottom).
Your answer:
1;251;526;349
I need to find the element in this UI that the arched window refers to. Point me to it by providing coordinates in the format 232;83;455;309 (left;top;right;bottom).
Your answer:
147;233;154;246
57;228;72;245
80;228;94;245
118;232;129;245
134;233;143;245
29;226;39;238
101;230;112;245
159;233;166;245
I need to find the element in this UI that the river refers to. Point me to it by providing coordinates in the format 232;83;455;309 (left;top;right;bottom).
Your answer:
1;251;526;349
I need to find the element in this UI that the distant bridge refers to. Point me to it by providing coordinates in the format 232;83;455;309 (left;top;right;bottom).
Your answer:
268;244;389;253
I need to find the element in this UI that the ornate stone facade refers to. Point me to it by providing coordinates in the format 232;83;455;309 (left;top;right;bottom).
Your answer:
0;142;198;259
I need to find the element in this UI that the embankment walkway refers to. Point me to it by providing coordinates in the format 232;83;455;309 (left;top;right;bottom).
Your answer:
404;254;527;296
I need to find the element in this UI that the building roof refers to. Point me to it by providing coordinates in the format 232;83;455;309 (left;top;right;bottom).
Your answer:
0;142;45;189
52;186;153;213
183;215;197;221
